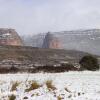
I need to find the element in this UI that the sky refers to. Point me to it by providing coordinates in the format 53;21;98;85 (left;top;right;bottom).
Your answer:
0;0;100;35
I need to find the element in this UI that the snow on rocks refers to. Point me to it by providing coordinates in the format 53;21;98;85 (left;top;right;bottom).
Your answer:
0;71;100;100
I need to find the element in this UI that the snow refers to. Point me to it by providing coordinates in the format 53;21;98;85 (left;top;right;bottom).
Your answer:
0;71;100;100
3;33;11;36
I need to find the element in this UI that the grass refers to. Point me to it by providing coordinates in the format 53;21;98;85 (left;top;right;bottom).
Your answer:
57;96;62;100
8;94;16;100
11;81;20;91
46;80;56;91
25;81;41;92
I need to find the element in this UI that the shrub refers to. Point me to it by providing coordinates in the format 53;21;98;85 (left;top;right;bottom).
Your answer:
79;55;99;71
25;81;41;92
35;63;77;73
9;94;16;100
46;80;56;91
11;81;20;91
61;63;78;71
10;66;19;73
57;96;62;100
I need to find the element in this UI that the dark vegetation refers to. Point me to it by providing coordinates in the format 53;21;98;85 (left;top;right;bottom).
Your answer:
30;63;78;73
8;94;16;100
0;63;77;73
79;55;99;71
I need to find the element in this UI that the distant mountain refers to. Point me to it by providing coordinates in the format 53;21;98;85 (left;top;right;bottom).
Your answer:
0;28;23;46
23;29;100;55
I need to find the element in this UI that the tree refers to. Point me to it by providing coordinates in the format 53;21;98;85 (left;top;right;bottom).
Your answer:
79;55;99;71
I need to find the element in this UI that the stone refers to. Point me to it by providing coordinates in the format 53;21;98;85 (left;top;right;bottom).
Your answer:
0;28;23;46
42;32;61;49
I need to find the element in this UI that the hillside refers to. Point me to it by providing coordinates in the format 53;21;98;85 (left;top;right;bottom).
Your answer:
0;45;95;73
0;45;90;63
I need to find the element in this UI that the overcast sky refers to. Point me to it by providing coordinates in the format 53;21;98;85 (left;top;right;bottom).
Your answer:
0;0;100;35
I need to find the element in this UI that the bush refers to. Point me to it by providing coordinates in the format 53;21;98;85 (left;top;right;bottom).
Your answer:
46;80;56;91
79;55;99;71
61;63;78;71
25;81;41;92
57;96;62;100
11;81;20;91
10;66;19;73
9;94;16;100
34;63;77;73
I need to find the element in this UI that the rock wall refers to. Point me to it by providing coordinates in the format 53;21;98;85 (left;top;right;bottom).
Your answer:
26;29;100;55
42;32;61;49
0;28;23;46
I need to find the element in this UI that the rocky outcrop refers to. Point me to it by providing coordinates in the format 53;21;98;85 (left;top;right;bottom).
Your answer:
0;28;23;46
42;32;61;49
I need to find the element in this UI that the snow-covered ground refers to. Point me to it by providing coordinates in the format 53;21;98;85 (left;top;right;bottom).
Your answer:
0;71;100;100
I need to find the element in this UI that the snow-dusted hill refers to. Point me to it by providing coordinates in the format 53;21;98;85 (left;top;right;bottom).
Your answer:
0;71;100;100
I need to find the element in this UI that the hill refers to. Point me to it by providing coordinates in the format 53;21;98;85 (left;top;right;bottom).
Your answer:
0;45;90;63
0;45;99;73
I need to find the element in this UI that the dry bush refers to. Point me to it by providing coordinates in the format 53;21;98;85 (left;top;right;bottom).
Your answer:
25;81;41;92
11;81;20;91
46;80;56;91
57;96;62;100
8;94;16;100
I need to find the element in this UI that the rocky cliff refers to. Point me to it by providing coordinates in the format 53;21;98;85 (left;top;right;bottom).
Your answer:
42;32;61;49
0;28;23;46
24;29;100;55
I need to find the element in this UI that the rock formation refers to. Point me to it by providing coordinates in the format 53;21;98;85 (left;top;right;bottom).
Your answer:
0;28;23;46
25;29;100;55
42;32;61;49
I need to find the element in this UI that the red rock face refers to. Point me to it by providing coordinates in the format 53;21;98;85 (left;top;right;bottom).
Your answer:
49;37;61;49
42;32;61;49
0;28;23;46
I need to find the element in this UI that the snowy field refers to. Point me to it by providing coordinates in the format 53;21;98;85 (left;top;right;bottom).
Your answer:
0;71;100;100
